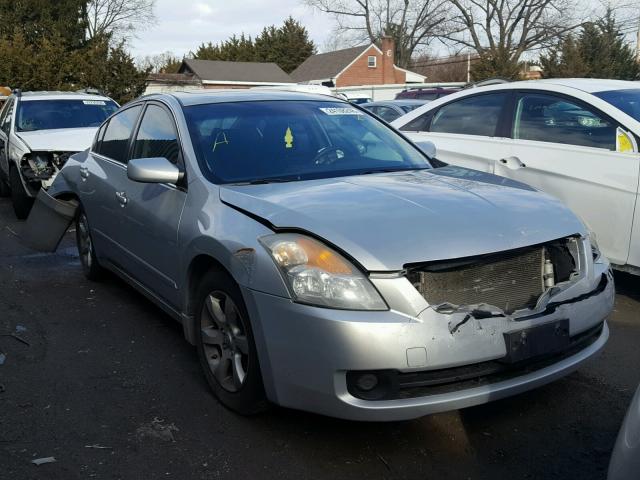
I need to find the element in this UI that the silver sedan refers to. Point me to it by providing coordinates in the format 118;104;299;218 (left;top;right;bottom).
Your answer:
25;90;614;421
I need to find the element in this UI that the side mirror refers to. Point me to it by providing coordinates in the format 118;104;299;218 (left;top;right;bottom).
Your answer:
127;157;183;184
415;140;436;158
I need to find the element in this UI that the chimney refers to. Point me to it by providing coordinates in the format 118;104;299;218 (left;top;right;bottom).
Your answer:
380;36;395;84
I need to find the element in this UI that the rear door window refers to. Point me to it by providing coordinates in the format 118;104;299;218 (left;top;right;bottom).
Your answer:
430;93;508;137
98;105;142;163
513;93;617;150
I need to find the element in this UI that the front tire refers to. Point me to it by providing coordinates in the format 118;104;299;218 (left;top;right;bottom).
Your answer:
9;167;34;219
76;208;104;281
195;270;269;415
0;169;10;197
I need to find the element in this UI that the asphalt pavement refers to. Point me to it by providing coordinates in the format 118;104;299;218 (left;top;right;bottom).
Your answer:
1;196;639;480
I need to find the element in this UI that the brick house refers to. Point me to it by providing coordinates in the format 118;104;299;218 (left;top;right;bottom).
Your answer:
291;37;425;87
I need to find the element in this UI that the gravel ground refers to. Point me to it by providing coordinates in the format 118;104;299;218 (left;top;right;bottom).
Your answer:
0;196;639;480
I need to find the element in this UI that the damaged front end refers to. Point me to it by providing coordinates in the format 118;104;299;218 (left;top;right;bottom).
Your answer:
20;151;75;191
346;235;614;404
405;236;585;324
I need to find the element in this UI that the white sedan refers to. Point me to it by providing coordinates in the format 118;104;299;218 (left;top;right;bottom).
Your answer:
392;79;640;274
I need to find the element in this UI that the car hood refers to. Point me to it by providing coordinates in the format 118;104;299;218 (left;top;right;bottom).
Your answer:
16;127;97;152
220;167;586;271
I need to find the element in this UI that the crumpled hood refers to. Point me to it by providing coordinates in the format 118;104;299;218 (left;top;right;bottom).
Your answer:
220;167;586;271
17;127;97;152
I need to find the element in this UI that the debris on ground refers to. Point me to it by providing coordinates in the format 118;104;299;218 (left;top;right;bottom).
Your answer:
85;444;112;449
15;325;27;333
0;353;5;365
0;333;30;346
136;417;179;443
31;457;56;465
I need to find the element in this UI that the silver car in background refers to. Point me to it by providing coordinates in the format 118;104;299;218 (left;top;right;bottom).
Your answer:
25;91;614;421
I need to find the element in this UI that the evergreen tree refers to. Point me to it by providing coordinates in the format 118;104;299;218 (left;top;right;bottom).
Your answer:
541;9;640;80
193;17;315;73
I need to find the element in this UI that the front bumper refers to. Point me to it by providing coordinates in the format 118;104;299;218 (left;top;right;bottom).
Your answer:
243;264;614;421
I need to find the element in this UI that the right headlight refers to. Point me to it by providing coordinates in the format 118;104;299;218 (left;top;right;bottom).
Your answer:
259;233;387;311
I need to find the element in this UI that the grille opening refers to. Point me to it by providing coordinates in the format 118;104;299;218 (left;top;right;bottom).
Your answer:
406;238;579;314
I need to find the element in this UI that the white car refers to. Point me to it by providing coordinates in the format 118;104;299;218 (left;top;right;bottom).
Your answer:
0;90;119;218
392;79;640;274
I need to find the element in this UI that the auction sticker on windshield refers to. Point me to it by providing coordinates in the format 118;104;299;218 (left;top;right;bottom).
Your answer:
83;100;107;105
319;107;362;116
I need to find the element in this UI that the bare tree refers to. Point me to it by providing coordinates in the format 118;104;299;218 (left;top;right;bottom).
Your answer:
446;0;585;78
306;0;454;67
86;0;156;41
138;51;182;74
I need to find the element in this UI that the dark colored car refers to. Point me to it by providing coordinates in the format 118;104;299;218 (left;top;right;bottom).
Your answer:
361;100;430;122
395;87;461;101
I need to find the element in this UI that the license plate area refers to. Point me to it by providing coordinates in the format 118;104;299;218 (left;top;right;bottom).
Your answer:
502;319;570;364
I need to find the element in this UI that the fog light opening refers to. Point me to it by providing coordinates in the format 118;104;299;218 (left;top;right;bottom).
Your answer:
356;373;379;392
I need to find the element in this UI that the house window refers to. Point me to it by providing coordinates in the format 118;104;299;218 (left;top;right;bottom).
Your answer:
368;55;377;68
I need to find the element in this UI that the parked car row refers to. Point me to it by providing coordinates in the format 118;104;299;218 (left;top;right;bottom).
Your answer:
1;80;633;477
16;87;613;424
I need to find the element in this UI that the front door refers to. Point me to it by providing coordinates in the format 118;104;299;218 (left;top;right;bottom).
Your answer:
496;91;639;266
402;92;513;173
115;102;187;307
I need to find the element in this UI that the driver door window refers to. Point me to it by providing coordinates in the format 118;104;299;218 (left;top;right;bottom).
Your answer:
132;104;181;165
0;99;14;135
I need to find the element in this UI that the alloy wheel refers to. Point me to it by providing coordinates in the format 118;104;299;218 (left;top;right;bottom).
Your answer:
200;291;250;392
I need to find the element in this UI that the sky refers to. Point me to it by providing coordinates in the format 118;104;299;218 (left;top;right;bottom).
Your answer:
129;0;334;60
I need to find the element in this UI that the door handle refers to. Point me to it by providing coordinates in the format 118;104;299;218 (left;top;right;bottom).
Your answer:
115;191;128;206
80;167;89;179
499;156;526;169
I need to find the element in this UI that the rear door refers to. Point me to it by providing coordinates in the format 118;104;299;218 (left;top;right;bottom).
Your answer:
497;91;639;265
81;104;143;266
400;92;513;172
114;102;187;307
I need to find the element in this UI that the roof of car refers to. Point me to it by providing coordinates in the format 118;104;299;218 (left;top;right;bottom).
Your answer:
159;89;346;106
17;91;114;101
363;100;428;107
459;78;640;95
528;78;640;93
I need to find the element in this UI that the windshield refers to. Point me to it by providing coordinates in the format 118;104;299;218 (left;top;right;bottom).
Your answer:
594;89;640;122
184;100;431;184
16;99;119;132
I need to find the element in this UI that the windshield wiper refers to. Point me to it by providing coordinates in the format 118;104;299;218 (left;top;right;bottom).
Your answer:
233;177;299;185
360;167;430;175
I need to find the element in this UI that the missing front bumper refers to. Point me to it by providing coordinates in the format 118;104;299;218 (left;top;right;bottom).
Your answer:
21;189;78;252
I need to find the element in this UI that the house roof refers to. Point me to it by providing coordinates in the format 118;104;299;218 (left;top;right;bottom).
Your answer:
147;73;198;85
290;45;370;82
179;58;293;84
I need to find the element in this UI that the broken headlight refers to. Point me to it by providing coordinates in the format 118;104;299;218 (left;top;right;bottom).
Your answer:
260;233;387;310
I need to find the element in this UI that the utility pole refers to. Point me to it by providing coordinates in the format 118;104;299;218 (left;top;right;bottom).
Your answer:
637;15;640;63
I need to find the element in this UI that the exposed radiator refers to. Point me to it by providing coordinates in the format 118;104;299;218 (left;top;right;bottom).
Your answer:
411;248;546;314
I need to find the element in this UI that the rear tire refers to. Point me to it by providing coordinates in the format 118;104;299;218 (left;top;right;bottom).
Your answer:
9;167;34;219
195;270;269;415
76;208;104;281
